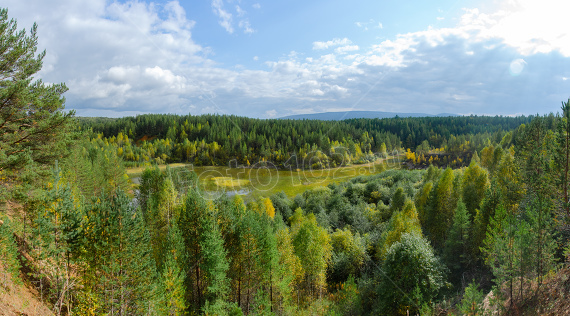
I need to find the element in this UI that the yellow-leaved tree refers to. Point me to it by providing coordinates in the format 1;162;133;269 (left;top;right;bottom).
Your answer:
379;199;422;258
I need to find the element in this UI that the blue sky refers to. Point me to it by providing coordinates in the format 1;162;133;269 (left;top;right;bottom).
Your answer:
4;0;570;118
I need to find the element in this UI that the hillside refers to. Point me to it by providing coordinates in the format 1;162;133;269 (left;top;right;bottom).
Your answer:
280;110;458;120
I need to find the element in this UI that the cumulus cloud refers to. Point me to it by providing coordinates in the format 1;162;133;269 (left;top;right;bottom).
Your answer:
458;1;570;56
4;0;570;117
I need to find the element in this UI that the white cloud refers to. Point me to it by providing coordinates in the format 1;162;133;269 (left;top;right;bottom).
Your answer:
252;3;261;9
459;1;570;56
355;19;383;31
239;19;254;34
313;38;352;50
335;45;359;54
211;1;255;34
235;5;246;17
265;109;277;117
4;0;569;117
212;0;233;33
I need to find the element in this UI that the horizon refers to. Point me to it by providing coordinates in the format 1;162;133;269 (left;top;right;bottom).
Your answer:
76;109;545;120
5;0;570;118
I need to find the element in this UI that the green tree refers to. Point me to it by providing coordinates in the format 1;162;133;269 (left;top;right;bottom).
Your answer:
556;98;570;216
291;209;332;303
388;187;406;218
275;226;303;314
462;159;489;217
443;199;472;285
32;164;82;315
425;167;456;250
157;223;187;315
480;203;551;310
376;232;447;316
459;282;484;316
0;216;21;286
200;201;230;314
329;227;367;284
178;188;207;312
0;8;75;200
81;189;157;314
380;199;422;258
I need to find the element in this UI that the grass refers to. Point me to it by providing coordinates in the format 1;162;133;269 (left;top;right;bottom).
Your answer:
127;157;402;198
126;163;187;176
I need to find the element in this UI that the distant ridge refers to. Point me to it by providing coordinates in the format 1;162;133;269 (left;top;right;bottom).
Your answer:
279;111;458;120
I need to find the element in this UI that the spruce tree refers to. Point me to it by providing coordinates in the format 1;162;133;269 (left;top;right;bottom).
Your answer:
443;199;472;286
157;223;187;315
200;201;230;314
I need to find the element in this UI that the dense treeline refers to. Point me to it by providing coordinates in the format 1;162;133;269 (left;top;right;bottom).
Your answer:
78;114;531;168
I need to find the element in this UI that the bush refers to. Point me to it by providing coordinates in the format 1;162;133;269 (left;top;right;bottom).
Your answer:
376;232;448;315
0;216;21;287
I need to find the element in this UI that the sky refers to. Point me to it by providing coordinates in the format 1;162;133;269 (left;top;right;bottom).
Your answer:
3;0;570;118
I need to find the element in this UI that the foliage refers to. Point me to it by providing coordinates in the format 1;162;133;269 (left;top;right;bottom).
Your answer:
459;282;485;316
291;209;332;303
79;112;531;168
376;232;448;316
0;8;75;201
443;199;472;286
0;20;567;313
0;216;21;287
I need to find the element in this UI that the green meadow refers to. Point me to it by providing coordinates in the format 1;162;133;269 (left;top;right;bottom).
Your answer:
127;157;401;199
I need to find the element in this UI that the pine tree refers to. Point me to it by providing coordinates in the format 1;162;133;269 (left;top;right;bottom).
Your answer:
178;188;207;312
254;216;280;314
0;8;75;198
102;190;157;314
32;164;82;315
234;210;263;312
556;98;570;217
443;199;472;285
425;167;456;250
157;223;187;315
482;205;519;309
200;201;230;314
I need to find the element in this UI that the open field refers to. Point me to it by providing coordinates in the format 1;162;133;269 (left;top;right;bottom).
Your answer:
127;157;402;198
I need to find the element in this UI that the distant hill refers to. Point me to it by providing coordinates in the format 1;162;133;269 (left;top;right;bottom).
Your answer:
280;111;458;120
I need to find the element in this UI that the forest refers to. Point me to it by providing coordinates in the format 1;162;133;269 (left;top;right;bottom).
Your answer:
2;7;570;316
78;113;531;169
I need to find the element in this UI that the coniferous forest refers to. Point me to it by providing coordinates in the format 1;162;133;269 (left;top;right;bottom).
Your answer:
2;7;570;316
